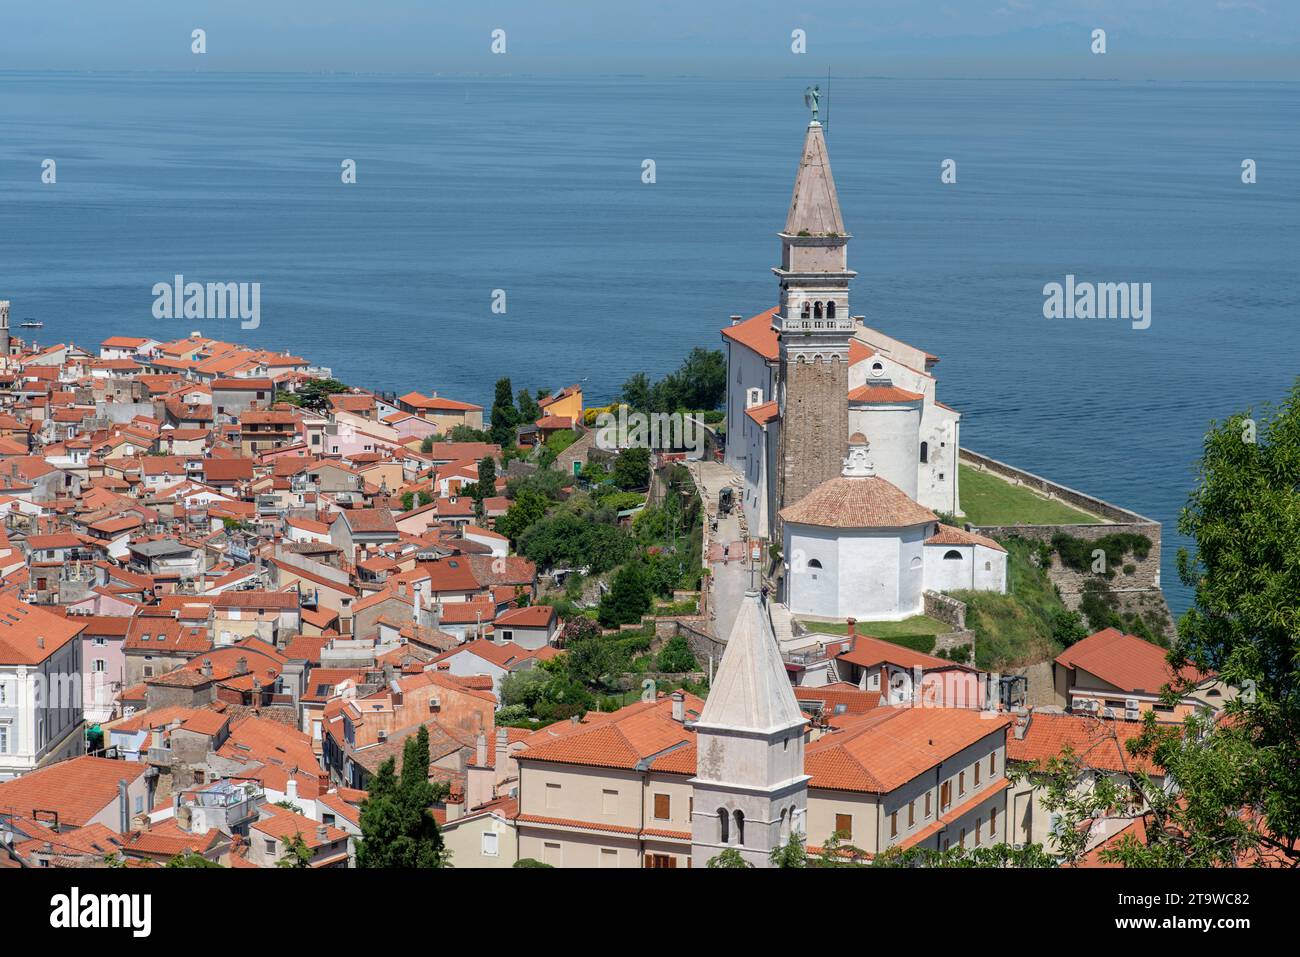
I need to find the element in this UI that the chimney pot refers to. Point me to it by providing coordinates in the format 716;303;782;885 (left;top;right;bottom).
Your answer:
671;691;685;723
846;618;857;638
316;824;328;843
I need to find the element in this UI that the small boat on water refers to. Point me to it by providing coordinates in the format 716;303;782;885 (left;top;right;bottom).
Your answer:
20;319;43;328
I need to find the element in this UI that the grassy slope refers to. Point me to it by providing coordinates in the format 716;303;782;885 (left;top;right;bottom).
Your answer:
950;537;1067;669
797;615;949;654
958;465;1100;526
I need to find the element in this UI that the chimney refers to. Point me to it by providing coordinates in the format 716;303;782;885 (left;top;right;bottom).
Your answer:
36;636;45;650
475;732;488;767
235;656;248;675
201;658;213;677
286;777;299;802
846;618;857;639
316;824;328;843
495;727;509;785
671;691;685;723
729;314;743;326
1013;709;1033;741
118;779;130;834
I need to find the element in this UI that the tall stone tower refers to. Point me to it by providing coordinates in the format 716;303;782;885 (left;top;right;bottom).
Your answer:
690;590;809;867
0;300;9;357
773;117;855;529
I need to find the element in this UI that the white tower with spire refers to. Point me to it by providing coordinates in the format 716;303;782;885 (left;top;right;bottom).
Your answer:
690;589;809;867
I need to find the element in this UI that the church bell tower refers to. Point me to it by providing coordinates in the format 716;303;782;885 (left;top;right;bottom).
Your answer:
773;105;856;528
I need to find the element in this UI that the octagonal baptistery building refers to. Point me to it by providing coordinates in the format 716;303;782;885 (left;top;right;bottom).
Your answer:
780;435;940;621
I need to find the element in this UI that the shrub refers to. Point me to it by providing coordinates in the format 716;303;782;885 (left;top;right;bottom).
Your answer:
656;635;698;673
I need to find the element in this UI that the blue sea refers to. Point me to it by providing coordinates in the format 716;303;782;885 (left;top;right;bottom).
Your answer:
2;72;1298;616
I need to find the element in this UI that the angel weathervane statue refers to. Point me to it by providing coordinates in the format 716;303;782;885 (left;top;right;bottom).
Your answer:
804;84;821;123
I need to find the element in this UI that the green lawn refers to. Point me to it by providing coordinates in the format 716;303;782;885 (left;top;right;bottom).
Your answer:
957;464;1099;526
797;615;949;654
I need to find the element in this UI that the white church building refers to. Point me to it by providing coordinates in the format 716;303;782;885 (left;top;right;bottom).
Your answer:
722;109;1007;622
782;436;1007;621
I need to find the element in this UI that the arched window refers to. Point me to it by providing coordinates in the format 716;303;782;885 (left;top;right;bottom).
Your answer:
801;302;811;318
920;441;929;463
813;301;823;319
718;808;729;844
943;549;963;561
733;810;745;846
779;808;788;841
827;301;837;318
806;558;822;569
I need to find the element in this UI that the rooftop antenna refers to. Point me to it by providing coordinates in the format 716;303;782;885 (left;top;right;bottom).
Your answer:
825;67;831;134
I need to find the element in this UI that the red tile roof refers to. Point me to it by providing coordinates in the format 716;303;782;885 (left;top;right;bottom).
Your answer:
516;695;703;771
0;756;149;828
804;707;1009;793
720;307;779;360
0;595;87;665
1006;710;1162;776
780;474;937;529
1055;628;1207;695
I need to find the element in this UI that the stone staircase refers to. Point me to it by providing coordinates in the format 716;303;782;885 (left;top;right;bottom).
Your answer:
767;601;795;644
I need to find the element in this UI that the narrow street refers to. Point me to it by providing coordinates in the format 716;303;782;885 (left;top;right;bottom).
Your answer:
692;460;755;643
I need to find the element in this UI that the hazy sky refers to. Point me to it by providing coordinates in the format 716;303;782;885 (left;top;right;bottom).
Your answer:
2;0;1298;78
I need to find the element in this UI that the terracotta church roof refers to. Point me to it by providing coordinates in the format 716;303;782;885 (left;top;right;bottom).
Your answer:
780;473;937;529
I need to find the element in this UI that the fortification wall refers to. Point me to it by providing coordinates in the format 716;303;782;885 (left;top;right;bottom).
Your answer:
959;449;1174;639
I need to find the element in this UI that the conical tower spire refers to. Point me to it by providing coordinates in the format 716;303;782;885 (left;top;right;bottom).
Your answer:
696;590;803;735
784;120;846;237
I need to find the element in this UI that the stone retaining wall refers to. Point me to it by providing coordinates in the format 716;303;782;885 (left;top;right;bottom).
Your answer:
959;448;1173;639
932;629;976;664
924;591;967;630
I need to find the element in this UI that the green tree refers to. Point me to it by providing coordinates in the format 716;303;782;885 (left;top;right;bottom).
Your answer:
613;446;650;491
598;560;652;627
656;635;697;673
490;377;519;447
513;858;554;868
276;832;313;868
475;455;497;499
769;833;809;868
448;424;491;443
517;389;542;423
420;435;435;453
706;848;752;868
164;851;222;868
1050;609;1088;648
357;726;450;868
497;486;551;544
872;843;1056;868
275;378;350;413
619;373;653;412
1038;380;1300;867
